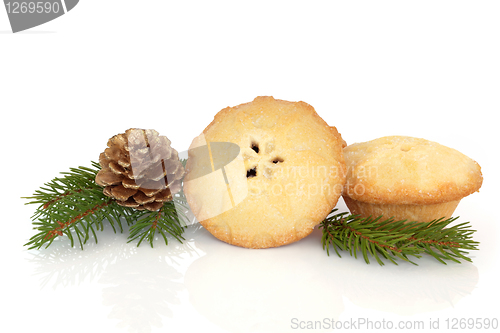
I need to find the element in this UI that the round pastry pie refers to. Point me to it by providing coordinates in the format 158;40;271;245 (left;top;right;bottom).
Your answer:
342;136;483;222
183;96;346;248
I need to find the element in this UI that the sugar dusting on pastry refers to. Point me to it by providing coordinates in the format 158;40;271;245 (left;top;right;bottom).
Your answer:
342;136;482;222
184;96;346;248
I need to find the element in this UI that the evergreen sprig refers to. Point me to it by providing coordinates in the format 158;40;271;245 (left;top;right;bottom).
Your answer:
128;201;187;247
320;209;479;266
23;161;186;250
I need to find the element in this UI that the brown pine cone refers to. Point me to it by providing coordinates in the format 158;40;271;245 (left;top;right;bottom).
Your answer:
95;128;185;211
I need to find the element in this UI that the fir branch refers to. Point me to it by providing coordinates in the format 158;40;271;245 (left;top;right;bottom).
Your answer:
319;209;479;266
25;162;102;207
23;162;134;249
23;161;187;250
127;201;187;248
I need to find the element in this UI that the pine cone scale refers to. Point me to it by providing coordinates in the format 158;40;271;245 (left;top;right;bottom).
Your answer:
109;161;127;175
167;181;181;193
122;178;141;189
144;201;163;211
140;187;163;197
154;189;172;202
95;169;123;186
118;198;140;208
111;185;137;201
133;191;156;204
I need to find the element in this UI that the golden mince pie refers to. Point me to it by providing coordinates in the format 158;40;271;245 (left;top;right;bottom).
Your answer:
183;96;346;248
342;136;483;222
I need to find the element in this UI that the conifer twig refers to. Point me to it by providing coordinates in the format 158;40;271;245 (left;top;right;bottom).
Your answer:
319;209;479;266
127;201;188;247
23;161;186;249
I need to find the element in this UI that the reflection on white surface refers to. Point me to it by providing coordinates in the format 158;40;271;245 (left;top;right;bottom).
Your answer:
28;220;478;333
184;227;344;333
99;250;184;332
334;253;479;315
184;226;479;332
27;225;200;333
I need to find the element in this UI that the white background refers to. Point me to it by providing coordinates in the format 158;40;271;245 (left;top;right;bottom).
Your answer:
2;1;499;332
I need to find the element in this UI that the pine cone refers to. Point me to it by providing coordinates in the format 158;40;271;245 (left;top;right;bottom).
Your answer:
95;128;185;211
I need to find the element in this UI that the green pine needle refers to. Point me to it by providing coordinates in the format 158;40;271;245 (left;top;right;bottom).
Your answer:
23;161;186;250
127;201;188;248
319;209;479;266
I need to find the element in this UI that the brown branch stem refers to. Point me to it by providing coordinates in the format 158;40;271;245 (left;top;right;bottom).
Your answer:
44;199;113;240
325;220;402;253
151;210;162;229
326;217;461;254
42;188;94;209
407;237;460;248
